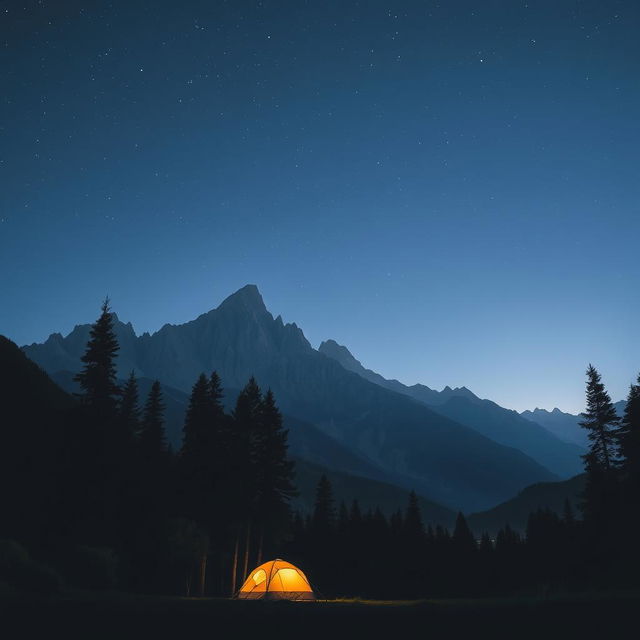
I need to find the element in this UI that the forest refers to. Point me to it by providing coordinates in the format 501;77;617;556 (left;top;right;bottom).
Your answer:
1;299;640;599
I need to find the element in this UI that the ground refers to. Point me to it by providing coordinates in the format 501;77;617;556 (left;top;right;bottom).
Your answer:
2;590;639;639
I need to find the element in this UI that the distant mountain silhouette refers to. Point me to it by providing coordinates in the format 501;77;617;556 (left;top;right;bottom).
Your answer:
521;401;626;449
319;340;584;478
22;284;558;511
319;339;478;406
467;474;585;535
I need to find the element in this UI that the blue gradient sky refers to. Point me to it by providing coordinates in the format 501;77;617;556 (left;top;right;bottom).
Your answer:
1;1;638;412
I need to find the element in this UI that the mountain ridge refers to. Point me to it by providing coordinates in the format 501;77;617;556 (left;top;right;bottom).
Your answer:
319;339;584;478
22;285;559;511
521;401;627;448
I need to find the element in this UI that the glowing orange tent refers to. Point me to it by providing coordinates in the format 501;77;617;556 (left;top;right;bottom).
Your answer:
237;559;316;600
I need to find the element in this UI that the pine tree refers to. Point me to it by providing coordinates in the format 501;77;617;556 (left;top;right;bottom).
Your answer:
579;365;620;526
69;298;126;546
179;372;226;547
254;389;296;508
402;491;426;596
119;371;140;440
579;364;620;472
140;380;167;457
74;298;120;420
452;512;476;554
312;474;336;534
231;377;263;506
252;388;296;563
404;490;424;542
230;377;265;584
618;374;640;484
181;374;215;461
209;371;225;413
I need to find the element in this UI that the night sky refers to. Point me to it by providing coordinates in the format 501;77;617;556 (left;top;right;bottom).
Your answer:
1;1;639;413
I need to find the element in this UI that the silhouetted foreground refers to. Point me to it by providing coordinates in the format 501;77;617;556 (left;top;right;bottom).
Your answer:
2;591;640;640
2;299;640;602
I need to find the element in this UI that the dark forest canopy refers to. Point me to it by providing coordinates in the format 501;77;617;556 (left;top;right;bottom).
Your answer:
1;301;640;598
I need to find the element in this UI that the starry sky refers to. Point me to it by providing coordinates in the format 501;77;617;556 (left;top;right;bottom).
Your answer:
1;0;639;413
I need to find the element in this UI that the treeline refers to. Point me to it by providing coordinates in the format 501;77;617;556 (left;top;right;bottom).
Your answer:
2;300;640;598
286;484;584;598
1;300;295;595
285;363;640;598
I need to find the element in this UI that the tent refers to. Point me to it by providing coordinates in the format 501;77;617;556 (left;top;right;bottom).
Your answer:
236;559;316;600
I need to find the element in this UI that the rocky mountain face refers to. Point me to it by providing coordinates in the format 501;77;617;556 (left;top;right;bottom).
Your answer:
319;340;585;478
23;284;558;512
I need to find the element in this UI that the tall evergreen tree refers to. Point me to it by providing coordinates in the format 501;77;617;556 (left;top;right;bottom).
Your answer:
140;380;167;457
67;298;125;546
452;512;476;554
208;371;225;421
404;490;424;541
231;377;263;509
228;377;266;588
119;371;140;440
251;389;296;562
180;372;229;526
616;375;640;571
312;474;336;534
125;379;169;592
74;297;120;419
181;374;215;460
254;389;296;509
579;365;620;527
579;364;620;472
618;374;640;484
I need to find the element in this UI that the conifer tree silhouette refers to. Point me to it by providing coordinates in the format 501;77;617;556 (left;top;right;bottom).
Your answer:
74;297;120;420
579;365;620;526
580;364;620;472
140;380;167;457
618;374;640;487
119;370;140;441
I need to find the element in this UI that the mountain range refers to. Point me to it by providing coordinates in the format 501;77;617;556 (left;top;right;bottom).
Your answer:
318;339;584;478
0;336;456;527
520;401;627;448
22;284;587;512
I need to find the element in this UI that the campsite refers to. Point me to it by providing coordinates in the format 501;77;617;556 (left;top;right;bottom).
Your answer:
2;1;640;634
